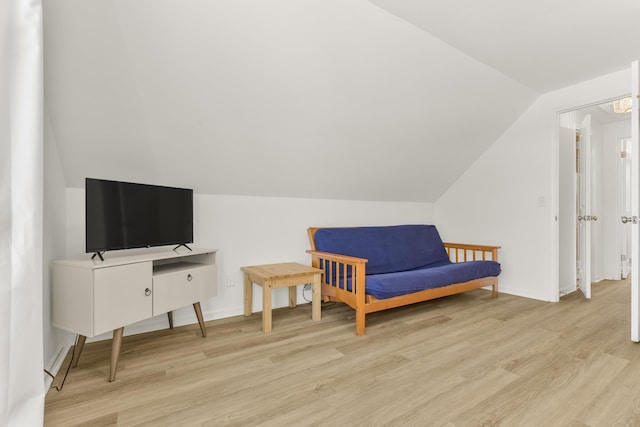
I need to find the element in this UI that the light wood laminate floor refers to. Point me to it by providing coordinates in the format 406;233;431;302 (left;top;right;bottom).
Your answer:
45;279;640;426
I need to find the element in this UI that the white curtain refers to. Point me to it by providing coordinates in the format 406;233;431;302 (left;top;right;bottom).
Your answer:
0;0;45;426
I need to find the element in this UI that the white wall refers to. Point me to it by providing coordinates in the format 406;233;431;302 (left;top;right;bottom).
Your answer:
42;109;72;376
64;189;434;338
435;68;631;302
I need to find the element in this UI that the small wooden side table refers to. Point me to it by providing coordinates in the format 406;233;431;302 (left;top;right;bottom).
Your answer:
241;262;322;333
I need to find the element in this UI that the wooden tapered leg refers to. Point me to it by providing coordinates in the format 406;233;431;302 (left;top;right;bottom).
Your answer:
167;311;174;329
71;335;87;368
109;327;124;382
193;302;207;337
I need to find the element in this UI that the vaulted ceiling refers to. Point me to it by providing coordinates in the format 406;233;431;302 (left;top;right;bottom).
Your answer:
43;0;640;202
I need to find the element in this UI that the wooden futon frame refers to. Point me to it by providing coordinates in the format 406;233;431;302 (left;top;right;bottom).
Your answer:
307;227;500;336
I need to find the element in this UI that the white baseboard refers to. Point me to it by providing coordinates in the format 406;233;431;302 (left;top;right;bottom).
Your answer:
498;284;552;302
44;344;71;390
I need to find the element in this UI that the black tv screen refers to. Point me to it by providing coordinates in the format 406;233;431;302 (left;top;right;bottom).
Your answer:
86;178;194;253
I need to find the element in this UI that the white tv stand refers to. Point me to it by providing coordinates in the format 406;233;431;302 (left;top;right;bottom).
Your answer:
53;247;217;381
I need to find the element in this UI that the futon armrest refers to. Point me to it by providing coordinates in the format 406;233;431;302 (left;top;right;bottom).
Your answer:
305;250;368;265
443;242;500;262
306;250;368;303
443;242;501;251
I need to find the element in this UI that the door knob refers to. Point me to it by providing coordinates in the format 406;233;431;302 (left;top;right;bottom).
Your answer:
622;216;639;224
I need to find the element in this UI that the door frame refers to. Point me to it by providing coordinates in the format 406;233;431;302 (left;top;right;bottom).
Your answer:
554;94;631;301
631;60;639;342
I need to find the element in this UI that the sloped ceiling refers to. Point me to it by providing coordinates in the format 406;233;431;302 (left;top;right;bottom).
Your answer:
370;0;640;93
45;1;543;202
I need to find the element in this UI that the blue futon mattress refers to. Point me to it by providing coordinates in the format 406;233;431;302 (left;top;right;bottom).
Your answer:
364;260;501;300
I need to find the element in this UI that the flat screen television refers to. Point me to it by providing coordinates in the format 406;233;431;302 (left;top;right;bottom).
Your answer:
86;178;193;256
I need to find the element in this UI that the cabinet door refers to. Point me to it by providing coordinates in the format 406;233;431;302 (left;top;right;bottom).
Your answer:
94;262;153;335
153;264;215;315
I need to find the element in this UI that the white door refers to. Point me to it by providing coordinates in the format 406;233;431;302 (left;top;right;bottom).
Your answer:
577;115;592;299
559;126;577;295
631;60;640;342
620;137;632;279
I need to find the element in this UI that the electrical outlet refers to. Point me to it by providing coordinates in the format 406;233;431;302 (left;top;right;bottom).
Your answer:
225;278;235;288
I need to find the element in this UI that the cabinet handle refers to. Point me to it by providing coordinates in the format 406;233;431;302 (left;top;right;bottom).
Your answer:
187;274;193;281
145;288;151;296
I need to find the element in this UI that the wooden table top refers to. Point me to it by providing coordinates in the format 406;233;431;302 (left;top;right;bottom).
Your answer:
241;262;323;280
